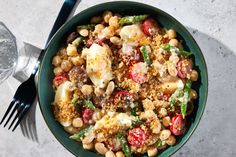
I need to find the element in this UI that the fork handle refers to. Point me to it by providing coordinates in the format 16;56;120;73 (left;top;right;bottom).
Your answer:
31;0;78;77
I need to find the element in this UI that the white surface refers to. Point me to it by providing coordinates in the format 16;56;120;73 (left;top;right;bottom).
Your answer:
0;0;236;156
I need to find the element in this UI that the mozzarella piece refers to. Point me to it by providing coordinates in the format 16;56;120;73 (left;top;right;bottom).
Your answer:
85;44;113;88
119;24;144;41
54;81;73;104
116;113;132;127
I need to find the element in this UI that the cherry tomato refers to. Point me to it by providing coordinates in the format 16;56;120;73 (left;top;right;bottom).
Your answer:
127;127;149;147
114;91;133;109
106;138;121;151
170;114;186;136
120;48;143;66
129;62;148;84
86;38;107;48
82;108;94;124
160;93;171;101
96;38;107;46
53;73;68;87
176;59;193;79
141;18;159;36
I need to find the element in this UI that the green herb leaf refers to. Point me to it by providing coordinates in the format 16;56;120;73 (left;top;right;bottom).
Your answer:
82;99;96;110
132;118;144;127
70;125;91;140
161;44;192;58
72;96;79;106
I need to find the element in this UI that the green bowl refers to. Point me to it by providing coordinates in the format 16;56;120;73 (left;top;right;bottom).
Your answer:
38;1;208;157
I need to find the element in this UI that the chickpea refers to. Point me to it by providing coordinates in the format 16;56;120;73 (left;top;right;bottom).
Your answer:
110;36;121;45
78;29;89;37
81;84;93;96
103;11;113;23
147;147;158;157
83;142;94;150
82;132;95;144
160;130;171;141
67;44;78;57
105;150;116;157
109;16;119;28
90;16;102;24
71;56;84;66
190;89;198;99
52;55;62;66
190;70;198;81
53;67;63;75
162;116;171;127
167;29;177;39
105;81;115;96
165;135;176;146
167;62;177;76
92;110;103;122
64;126;79;134
169;39;179;47
116;151;125;157
95;143;108;155
93;24;105;36
94;87;105;97
61;60;73;72
72;117;83;128
96;132;106;142
158;108;167;118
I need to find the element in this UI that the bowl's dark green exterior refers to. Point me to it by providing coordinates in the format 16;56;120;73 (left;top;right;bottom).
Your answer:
38;1;208;157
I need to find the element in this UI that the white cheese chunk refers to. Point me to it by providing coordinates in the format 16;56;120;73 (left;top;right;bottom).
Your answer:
85;44;113;88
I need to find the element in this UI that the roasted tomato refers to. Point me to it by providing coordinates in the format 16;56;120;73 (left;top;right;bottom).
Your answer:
53;73;68;87
114;91;134;109
160;93;171;101
129;62;148;84
86;38;107;48
176;59;193;79
127;127;149;147
82;108;94;124
141;18;159;36
170;114;186;136
121;48;143;66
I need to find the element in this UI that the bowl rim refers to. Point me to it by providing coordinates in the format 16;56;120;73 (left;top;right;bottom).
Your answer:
38;1;208;157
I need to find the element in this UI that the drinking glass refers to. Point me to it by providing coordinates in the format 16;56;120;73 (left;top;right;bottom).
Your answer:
0;22;18;84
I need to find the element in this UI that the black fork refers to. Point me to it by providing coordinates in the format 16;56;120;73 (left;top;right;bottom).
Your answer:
0;0;78;131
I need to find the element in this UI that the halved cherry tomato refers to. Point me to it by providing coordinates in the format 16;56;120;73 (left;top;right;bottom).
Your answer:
53;73;68;87
120;48;143;66
176;59;193;79
127;127;149;147
114;91;133;109
170;114;186;136
86;38;107;48
82;108;94;124
129;62;148;84
160;93;171;101
141;18;159;36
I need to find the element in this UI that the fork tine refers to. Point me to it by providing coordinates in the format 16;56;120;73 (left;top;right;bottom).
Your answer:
0;99;15;125
8;103;25;130
12;105;30;132
3;101;20;127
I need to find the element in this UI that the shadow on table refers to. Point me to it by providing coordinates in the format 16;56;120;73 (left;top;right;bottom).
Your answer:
20;98;38;142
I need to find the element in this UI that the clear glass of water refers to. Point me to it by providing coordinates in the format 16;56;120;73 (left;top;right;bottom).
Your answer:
0;22;18;84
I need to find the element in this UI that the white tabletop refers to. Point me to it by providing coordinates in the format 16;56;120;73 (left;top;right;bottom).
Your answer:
0;0;236;156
